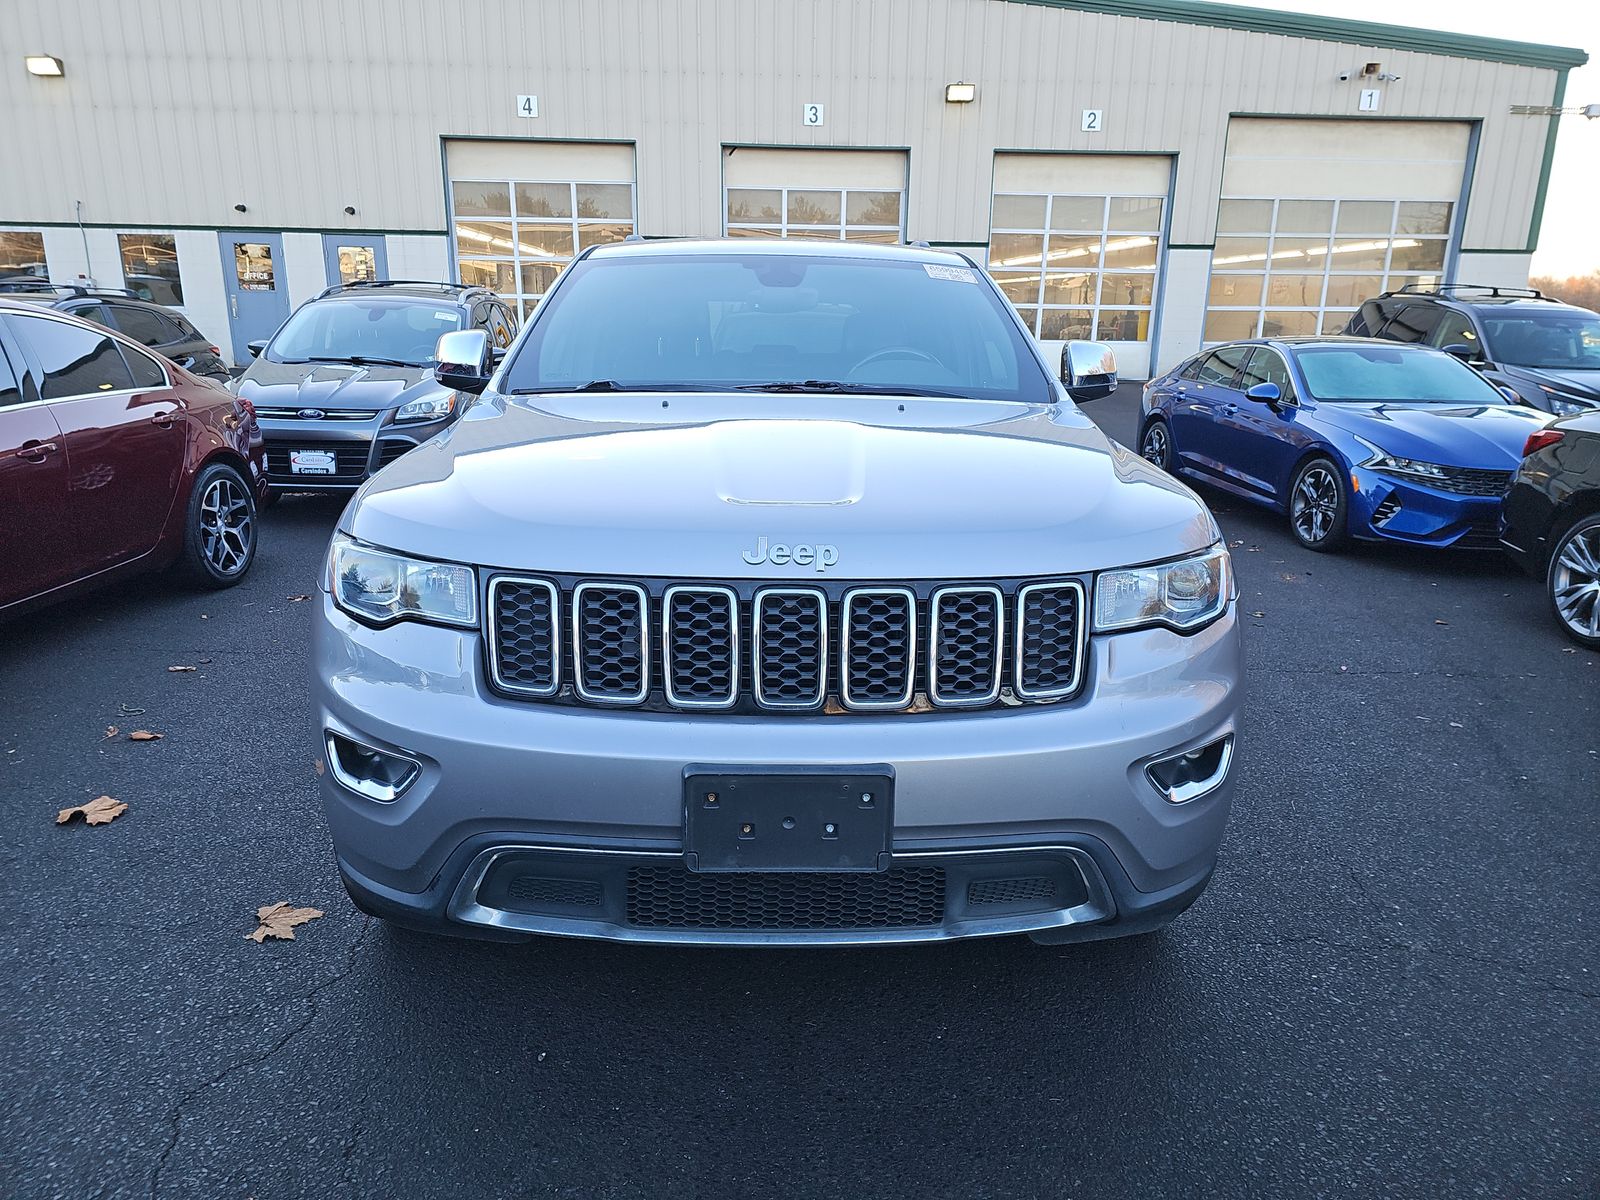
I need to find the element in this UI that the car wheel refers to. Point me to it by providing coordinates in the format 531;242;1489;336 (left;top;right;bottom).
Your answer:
1140;418;1174;471
1547;511;1600;648
176;461;258;588
1288;456;1349;552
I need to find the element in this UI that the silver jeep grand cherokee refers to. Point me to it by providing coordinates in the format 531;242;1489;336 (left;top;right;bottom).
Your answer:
313;240;1241;946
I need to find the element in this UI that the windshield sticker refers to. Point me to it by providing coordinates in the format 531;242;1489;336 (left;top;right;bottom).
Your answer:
923;264;978;284
434;311;457;321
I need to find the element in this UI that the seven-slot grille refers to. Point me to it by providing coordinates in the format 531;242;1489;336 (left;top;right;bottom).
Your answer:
487;577;1086;714
1430;466;1514;498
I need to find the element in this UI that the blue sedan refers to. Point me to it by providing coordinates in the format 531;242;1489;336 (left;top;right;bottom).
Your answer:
1138;338;1549;551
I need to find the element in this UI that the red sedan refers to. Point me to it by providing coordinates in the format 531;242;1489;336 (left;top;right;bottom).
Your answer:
0;298;265;617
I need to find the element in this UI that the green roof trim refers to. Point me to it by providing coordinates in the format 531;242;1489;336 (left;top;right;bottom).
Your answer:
1002;0;1588;70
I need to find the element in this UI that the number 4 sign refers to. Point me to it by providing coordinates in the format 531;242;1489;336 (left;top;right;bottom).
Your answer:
516;94;539;119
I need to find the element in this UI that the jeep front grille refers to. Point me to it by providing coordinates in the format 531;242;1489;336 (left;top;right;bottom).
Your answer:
488;575;1086;714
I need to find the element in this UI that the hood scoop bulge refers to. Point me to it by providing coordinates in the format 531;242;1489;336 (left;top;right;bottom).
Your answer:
713;420;867;506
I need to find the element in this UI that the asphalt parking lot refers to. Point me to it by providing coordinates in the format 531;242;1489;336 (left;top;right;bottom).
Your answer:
2;386;1596;1199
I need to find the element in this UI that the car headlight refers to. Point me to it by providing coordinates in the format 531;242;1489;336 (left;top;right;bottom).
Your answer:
394;392;457;423
1360;449;1449;482
328;534;477;628
1539;386;1591;415
1094;543;1232;634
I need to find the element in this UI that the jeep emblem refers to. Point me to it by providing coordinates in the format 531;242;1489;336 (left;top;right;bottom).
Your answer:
741;536;838;572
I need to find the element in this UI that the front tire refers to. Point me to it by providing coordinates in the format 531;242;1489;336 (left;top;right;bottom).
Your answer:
175;461;258;589
1140;417;1174;471
1288;456;1350;552
1547;512;1600;648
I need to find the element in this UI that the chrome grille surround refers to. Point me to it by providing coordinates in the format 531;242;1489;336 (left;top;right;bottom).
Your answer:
840;587;917;711
927;585;1005;708
1013;581;1088;701
661;585;740;710
571;582;650;705
752;587;828;711
488;576;561;697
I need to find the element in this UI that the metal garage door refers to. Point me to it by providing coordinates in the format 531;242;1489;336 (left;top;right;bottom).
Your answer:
444;140;636;320
987;153;1172;377
1204;119;1471;343
723;148;907;243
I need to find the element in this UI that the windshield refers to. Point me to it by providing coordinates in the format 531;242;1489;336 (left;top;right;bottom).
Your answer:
267;299;463;367
502;251;1050;402
1294;345;1509;405
1480;312;1600;371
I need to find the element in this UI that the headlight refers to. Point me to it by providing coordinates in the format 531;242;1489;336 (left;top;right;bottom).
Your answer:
1539;386;1590;415
394;392;457;423
328;534;477;628
1094;543;1232;634
1360;449;1449;482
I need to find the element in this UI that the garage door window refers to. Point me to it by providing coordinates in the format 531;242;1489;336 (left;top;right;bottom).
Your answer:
117;233;183;304
0;230;49;285
1204;198;1451;342
725;188;903;243
987;194;1164;342
452;180;635;320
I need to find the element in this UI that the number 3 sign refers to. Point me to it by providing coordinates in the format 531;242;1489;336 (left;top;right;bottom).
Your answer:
802;103;825;127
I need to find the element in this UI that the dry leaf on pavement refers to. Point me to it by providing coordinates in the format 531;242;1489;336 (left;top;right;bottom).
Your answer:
57;795;128;826
288;594;310;602
247;902;325;943
128;730;164;742
1434;619;1450;626
167;665;197;673
102;725;119;740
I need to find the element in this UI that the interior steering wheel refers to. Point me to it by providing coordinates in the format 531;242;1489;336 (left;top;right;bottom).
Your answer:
850;346;942;373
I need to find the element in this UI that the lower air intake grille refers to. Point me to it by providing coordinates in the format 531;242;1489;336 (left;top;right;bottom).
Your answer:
625;866;946;930
507;876;604;907
968;876;1057;905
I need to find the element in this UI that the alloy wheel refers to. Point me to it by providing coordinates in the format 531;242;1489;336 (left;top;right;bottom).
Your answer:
1291;464;1339;544
1552;524;1600;641
199;476;253;576
1141;423;1170;468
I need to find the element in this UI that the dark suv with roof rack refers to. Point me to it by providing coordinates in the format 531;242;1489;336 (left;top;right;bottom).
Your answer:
1344;284;1600;416
235;280;517;498
5;284;229;381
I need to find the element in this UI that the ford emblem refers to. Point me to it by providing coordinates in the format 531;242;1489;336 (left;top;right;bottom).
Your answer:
298;408;326;420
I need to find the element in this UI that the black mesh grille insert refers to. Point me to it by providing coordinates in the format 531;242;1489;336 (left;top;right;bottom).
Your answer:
968;876;1057;905
931;588;1002;702
491;580;558;694
575;585;647;701
507;876;604;907
264;441;370;480
376;438;415;468
755;590;826;708
626;866;946;930
843;589;914;707
665;588;737;705
1432;466;1513;497
1017;584;1083;698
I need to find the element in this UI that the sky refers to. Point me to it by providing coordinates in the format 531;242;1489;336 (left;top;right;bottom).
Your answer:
1230;0;1599;277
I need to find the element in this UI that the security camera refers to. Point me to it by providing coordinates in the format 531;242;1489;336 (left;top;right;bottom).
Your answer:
1585;103;1600;120
1337;70;1352;82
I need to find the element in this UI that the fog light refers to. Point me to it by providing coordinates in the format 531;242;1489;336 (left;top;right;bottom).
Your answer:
324;731;421;803
1145;734;1233;804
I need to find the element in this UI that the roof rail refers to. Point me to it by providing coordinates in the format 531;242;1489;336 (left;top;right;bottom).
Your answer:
1388;282;1551;301
908;239;931;248
316;279;471;299
0;282;140;299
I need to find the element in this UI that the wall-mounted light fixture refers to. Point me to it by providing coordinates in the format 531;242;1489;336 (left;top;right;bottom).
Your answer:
25;55;64;77
945;81;977;104
233;203;248;213
343;205;357;215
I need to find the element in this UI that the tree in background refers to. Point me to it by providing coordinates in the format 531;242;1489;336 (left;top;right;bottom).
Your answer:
1529;270;1600;311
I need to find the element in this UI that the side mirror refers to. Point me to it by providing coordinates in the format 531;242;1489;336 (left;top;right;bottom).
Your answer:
1498;386;1521;404
1244;381;1282;405
1059;340;1118;403
434;329;493;395
245;339;267;358
1441;342;1484;366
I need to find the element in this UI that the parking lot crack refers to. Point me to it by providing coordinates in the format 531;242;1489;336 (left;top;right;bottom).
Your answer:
146;915;373;1199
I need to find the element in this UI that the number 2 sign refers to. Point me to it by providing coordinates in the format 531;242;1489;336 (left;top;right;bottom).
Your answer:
1082;109;1104;133
802;103;825;127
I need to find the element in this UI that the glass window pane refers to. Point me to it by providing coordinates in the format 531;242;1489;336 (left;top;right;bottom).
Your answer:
989;233;1045;267
233;243;275;291
1389;239;1447;272
1044;233;1102;268
1108;197;1163;232
0;230;48;278
453;181;512;218
1049;196;1106;231
846;191;902;226
1101;235;1158;270
519;261;562;296
1322;275;1385;308
1217;200;1273;234
335;246;377;284
1397;201;1453;236
842;228;900;243
991;194;1046;229
12;314;134;398
1328;239;1389;272
516;224;576;259
1262;310;1319;336
1276;200;1334;234
120;344;167;389
576;184;632;219
787;190;842;225
1039;309;1094;340
1337;201;1394;235
1013;306;1039;334
456;221;517;256
1320;310;1357;335
1208;274;1263;306
727;189;782;222
1204;309;1260;341
1387;273;1442;294
1266;274;1324;306
994;271;1042;305
456;259;516;293
578;223;632;250
786;228;843;242
1096;309;1150;341
1212;237;1271;268
1269;237;1331;268
726;225;782;239
514;183;571;218
111;304;170;347
1041;273;1095;305
117;234;182;304
1099;273;1155;306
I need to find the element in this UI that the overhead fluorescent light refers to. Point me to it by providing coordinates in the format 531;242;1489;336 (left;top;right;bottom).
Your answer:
945;82;976;103
25;55;64;77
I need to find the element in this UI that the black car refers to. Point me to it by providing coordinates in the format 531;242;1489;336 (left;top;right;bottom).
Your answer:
4;283;230;380
235;280;517;497
1345;284;1600;416
1502;410;1600;648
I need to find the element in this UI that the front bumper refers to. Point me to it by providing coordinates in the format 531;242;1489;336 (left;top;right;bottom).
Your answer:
313;594;1242;945
259;413;450;490
1350;468;1506;549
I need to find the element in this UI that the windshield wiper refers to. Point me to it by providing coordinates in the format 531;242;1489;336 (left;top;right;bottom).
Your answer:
736;381;969;399
510;380;703;394
340;355;420;368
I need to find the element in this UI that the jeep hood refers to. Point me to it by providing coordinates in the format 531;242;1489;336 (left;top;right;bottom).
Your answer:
236;358;442;413
1311;401;1548;469
1502;365;1600;405
341;393;1219;579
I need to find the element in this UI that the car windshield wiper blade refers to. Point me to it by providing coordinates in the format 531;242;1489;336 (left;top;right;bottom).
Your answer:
510;380;701;394
341;355;421;367
737;381;969;399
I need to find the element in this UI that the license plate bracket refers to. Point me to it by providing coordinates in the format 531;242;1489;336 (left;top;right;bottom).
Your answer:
683;766;894;873
289;449;337;475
